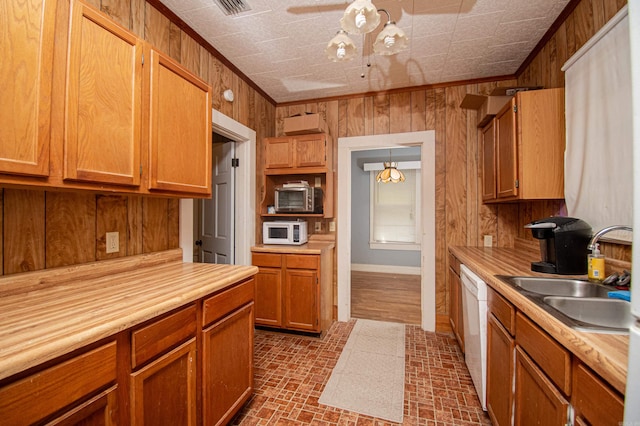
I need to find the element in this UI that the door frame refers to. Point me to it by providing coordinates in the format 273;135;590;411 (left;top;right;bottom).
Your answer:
337;131;436;331
179;110;256;265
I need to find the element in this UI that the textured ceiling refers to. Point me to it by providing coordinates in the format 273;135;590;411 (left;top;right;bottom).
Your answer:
157;0;570;103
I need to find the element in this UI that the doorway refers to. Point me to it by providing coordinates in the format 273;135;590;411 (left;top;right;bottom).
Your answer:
195;133;235;264
179;110;256;266
337;131;436;331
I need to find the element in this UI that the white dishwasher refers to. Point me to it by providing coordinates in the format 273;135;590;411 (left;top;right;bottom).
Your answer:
460;264;488;411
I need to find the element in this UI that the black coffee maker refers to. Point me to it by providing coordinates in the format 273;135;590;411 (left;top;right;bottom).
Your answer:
525;217;592;275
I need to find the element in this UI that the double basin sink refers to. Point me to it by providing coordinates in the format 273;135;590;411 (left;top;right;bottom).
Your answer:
496;276;632;334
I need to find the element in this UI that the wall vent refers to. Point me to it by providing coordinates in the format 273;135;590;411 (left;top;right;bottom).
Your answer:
214;0;251;15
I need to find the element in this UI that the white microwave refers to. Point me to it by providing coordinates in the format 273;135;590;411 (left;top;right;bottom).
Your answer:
263;221;308;245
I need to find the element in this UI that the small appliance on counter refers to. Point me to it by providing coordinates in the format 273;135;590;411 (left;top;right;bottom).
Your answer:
525;217;592;274
263;220;308;245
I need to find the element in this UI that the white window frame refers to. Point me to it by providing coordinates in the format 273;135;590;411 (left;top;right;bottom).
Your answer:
368;168;421;251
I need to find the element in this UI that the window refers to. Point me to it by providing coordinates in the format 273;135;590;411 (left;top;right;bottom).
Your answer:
369;169;421;250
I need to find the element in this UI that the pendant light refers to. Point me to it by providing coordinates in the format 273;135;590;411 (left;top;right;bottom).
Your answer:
373;9;409;56
340;0;380;34
325;30;357;62
376;151;405;183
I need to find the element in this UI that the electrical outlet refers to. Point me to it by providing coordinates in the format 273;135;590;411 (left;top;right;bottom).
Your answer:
315;221;322;232
483;235;493;247
106;232;119;253
329;221;336;232
315;176;321;187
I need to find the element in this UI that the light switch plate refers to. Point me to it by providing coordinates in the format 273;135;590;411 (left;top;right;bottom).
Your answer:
483;235;493;247
106;232;119;253
329;221;336;232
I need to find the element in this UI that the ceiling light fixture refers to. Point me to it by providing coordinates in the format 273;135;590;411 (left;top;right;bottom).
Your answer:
375;150;406;184
326;30;357;62
326;3;408;63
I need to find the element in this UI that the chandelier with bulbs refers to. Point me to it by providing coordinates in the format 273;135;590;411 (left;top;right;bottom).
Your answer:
325;0;409;63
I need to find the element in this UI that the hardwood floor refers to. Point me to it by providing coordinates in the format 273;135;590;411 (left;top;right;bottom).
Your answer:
350;270;421;325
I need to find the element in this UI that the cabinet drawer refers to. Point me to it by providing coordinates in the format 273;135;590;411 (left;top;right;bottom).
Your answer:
252;252;282;267
448;252;460;276
203;278;254;327
0;341;117;425
285;254;318;270
516;312;571;395
572;361;624;426
132;304;196;368
488;287;515;336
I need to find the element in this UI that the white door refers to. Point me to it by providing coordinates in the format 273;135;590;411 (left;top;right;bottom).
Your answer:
199;139;235;264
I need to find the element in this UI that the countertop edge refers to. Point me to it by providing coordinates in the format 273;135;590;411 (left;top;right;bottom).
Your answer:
449;246;628;394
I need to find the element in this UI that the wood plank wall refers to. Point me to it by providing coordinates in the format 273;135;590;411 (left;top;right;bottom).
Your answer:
0;0;275;276
273;0;628;328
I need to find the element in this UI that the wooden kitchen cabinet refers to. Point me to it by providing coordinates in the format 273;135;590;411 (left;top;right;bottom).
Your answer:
1;0;212;198
65;1;143;187
130;304;197;425
252;245;334;334
486;313;514;426
130;339;197;425
148;48;212;196
202;278;255;426
0;341;118;425
261;133;334;219
0;0;56;178
571;361;624;426
253;253;284;327
265;134;330;170
448;252;464;352
481;88;565;203
514;346;569;426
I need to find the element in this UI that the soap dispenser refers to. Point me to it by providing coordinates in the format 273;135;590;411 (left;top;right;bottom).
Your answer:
587;243;605;282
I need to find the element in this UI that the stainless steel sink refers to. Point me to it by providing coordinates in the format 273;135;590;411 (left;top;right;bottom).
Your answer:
496;275;630;334
543;296;633;332
501;276;611;297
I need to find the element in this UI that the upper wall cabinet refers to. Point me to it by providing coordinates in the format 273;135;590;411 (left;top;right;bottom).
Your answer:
481;88;565;203
148;49;212;195
0;0;57;177
65;1;143;187
265;134;330;172
0;0;212;198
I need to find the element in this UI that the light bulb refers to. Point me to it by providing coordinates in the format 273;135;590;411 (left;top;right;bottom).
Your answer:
355;10;366;28
337;43;346;59
384;35;395;48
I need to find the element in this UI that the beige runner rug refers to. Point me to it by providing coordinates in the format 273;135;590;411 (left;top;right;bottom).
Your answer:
319;319;405;422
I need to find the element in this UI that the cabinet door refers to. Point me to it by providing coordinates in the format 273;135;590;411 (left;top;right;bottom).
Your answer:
264;137;293;169
448;267;464;351
48;385;117;426
65;1;143;186
254;267;283;327
130;339;196;425
495;100;518;199
514;346;569;426
284;268;319;331
480;120;497;201
148;49;212;195
487;314;514;426
572;361;624;426
202;303;254;426
295;135;326;168
0;0;55;177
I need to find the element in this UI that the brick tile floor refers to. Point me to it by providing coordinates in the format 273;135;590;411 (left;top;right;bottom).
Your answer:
232;320;491;425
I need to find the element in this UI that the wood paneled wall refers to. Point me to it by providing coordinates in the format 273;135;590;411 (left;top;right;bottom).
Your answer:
1;0;275;276
272;0;628;326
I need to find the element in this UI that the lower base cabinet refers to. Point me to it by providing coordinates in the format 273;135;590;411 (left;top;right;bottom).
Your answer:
130;339;197;425
514;346;569;425
0;278;255;425
486;313;514;426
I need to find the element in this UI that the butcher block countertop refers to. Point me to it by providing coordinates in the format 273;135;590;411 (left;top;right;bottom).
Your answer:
0;249;258;382
251;240;335;254
450;246;629;394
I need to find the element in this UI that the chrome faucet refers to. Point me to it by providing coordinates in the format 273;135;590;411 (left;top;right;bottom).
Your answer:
587;225;633;251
